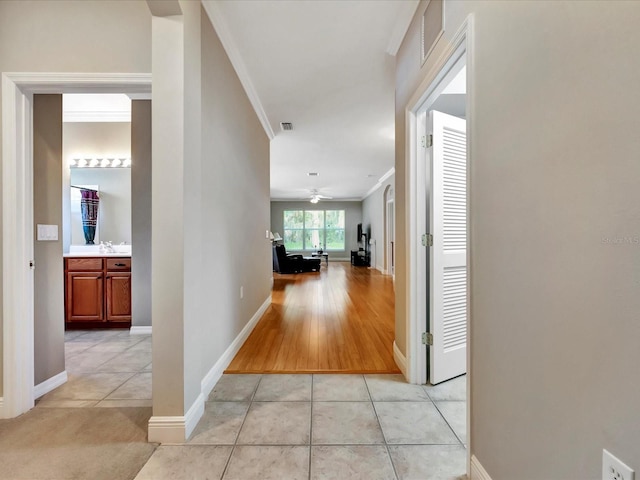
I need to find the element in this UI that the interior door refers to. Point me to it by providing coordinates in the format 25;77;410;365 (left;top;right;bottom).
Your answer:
429;110;467;384
387;200;395;276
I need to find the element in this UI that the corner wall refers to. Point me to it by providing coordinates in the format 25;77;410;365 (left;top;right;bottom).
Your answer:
33;95;64;386
396;0;640;477
131;100;152;328
362;175;395;272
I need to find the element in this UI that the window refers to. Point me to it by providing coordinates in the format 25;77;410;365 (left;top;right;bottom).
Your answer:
283;209;345;251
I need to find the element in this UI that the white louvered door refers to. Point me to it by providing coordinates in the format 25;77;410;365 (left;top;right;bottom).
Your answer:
429;110;467;384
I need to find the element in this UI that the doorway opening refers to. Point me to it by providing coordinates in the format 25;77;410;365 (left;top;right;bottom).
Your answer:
1;73;151;418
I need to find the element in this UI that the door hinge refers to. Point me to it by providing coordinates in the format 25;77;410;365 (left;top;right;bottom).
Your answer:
420;134;433;149
421;233;433;247
422;332;433;346
29;260;34;269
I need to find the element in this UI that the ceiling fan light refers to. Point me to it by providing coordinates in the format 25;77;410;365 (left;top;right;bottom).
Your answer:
310;196;319;204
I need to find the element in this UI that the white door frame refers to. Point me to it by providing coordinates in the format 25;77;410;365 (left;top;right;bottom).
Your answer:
386;198;395;277
1;73;151;418
403;14;473;472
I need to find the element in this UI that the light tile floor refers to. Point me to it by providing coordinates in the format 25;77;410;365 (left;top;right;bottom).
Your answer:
136;373;467;480
36;329;152;408
40;331;467;479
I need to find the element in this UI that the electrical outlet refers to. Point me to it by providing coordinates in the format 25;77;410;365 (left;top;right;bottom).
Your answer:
603;450;635;480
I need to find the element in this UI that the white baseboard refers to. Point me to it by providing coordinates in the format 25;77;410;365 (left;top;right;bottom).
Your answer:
393;341;408;379
148;394;204;444
34;371;68;399
201;295;271;398
470;455;493;480
149;295;271;444
130;326;152;335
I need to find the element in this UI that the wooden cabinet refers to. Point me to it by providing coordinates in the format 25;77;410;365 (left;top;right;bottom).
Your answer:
65;256;131;329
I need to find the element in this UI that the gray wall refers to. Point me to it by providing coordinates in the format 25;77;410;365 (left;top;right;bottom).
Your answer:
397;0;640;477
33;95;65;387
131;100;152;328
0;0;151;403
63;122;132;248
270;201;362;261
362;175;395;272
199;5;271;390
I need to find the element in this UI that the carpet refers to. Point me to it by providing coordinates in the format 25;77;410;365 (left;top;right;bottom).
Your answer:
0;407;157;480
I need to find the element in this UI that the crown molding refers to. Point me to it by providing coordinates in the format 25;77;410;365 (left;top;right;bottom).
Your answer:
202;1;275;140
362;167;395;200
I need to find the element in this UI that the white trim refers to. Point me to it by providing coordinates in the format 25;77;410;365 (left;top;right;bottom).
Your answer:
148;398;205;445
201;1;275;140
63;111;131;123
34;371;68;399
362;167;395;200
130;326;153;335
386;0;420;56
393;341;408;379
185;393;205;439
470;455;493;480
404;15;474;477
148;415;187;444
2;72;151;420
201;295;271;397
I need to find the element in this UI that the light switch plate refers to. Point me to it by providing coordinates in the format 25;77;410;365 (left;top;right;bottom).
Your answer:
37;224;58;241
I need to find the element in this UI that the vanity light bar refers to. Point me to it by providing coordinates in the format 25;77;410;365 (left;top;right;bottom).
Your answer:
70;157;132;168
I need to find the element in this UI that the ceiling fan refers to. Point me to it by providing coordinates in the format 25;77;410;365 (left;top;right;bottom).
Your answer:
309;189;333;204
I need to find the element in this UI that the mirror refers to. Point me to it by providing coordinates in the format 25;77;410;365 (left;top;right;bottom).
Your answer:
69;167;131;245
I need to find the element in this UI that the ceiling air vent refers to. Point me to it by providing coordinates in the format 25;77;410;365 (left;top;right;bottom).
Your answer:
280;122;293;131
307;172;319;177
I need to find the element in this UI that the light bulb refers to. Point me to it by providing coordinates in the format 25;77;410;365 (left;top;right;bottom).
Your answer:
78;159;88;168
101;159;110;168
111;158;122;168
90;158;99;167
123;158;131;167
70;158;79;167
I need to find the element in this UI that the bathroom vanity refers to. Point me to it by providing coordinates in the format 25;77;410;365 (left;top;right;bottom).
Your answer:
64;252;132;329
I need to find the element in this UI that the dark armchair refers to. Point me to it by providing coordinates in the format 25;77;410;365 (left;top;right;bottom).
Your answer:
274;244;303;273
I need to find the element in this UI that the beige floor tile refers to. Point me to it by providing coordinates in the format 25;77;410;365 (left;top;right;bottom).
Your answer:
223;446;309;480
312;402;384;445
365;374;430;401
254;374;312;401
374;402;459;445
95;399;153;408
65;350;120;373
435;401;467;444
311;445;396;480
134;445;232;480
43;373;134;401
423;375;467;401
237;402;311;445
189;402;249;445
312;375;370;402
95;350;152;373
388;445;466;480
208;374;261;402
35;399;98;408
106;372;151;400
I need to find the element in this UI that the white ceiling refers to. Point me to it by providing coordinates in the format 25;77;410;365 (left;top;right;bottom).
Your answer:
211;0;419;201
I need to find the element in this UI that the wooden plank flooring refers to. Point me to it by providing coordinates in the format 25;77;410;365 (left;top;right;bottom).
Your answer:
226;262;400;374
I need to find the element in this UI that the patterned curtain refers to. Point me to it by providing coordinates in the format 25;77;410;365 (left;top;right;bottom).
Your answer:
80;189;99;244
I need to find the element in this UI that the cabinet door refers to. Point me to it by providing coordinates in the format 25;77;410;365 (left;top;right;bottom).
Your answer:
106;272;132;322
66;272;104;322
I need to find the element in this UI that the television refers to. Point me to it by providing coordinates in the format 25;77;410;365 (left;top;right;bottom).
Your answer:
357;223;363;243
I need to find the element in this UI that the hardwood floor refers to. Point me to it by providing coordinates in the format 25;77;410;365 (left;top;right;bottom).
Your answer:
226;262;400;374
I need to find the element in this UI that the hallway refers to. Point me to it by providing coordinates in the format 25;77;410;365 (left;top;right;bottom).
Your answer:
227;262;399;373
